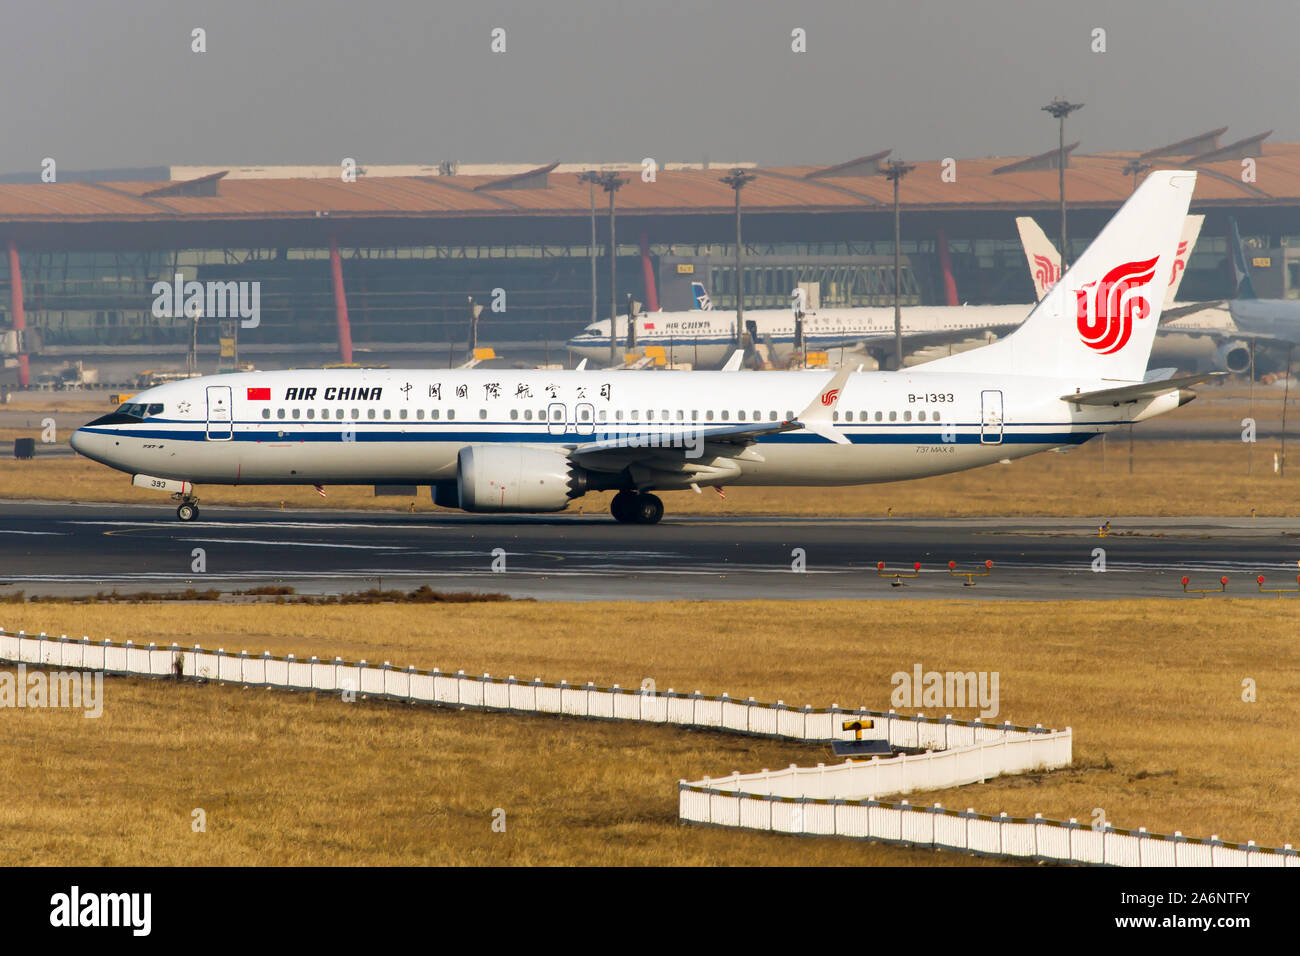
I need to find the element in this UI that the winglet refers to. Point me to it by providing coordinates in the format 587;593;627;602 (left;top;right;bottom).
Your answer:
793;366;852;444
721;349;744;372
575;357;588;371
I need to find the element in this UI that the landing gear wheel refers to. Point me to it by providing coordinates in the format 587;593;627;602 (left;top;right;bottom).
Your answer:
633;493;664;525
610;490;638;523
177;502;198;522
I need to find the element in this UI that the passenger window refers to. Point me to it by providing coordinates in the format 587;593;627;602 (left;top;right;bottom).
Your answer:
874;411;883;422
597;410;607;423
351;409;359;419
416;409;424;420
399;409;407;420
306;409;315;420
276;408;285;419
769;411;777;421
691;409;698;419
447;409;455;420
479;409;487;420
367;409;376;420
917;411;926;422
510;409;519;420
431;409;439;420
832;411;838;422
647;410;655;421
752;410;760;421
721;411;730;421
739;410;748;421
262;408;270;419
786;410;794;420
580;408;590;421
706;411;715;421
383;409;392;420
292;408;301;420
524;409;532;421
889;411;897;422
615;410;624;421
662;410;670;420
903;410;912;422
335;409;344;420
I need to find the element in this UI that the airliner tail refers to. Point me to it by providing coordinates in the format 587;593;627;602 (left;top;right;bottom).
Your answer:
931;171;1197;382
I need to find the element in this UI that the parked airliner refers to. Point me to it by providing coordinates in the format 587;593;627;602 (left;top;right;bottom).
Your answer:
71;171;1204;525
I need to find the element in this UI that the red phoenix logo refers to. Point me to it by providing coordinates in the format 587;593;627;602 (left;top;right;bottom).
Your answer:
1033;254;1060;290
1075;256;1159;354
1168;240;1188;287
820;388;840;407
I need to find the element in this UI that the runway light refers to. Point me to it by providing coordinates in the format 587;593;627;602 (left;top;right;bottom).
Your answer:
948;560;956;570
913;561;922;571
1181;576;1190;586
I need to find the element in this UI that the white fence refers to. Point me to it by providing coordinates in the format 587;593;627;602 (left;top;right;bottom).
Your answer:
0;629;1057;747
4;628;1292;867
679;786;1297;867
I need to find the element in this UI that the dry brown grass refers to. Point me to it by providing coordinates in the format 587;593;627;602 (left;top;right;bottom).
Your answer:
4;437;1298;517
1;599;1295;864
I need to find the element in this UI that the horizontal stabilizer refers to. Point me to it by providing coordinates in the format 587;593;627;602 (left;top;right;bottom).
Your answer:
1062;371;1227;406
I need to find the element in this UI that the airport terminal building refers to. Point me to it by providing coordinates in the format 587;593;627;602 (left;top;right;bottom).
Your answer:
3;128;1300;383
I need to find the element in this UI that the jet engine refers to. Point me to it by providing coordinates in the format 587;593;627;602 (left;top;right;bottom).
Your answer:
443;444;588;513
1213;340;1252;375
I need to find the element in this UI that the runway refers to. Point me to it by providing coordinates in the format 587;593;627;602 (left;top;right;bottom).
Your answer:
1;500;1298;601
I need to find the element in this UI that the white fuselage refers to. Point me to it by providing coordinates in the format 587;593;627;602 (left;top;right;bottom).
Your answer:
70;367;1177;492
566;305;1031;367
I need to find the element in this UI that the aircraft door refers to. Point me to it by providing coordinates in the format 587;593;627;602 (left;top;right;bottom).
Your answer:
206;385;233;441
546;402;567;436
980;389;1004;445
575;402;595;436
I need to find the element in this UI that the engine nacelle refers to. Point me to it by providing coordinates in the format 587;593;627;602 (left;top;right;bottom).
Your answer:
1214;340;1252;374
454;444;586;513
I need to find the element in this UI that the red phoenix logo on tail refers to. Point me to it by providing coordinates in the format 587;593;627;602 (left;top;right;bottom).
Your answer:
1168;240;1189;287
1032;254;1059;290
1075;256;1159;354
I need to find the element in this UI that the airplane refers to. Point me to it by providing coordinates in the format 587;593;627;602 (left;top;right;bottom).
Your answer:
1223;218;1300;345
566;282;1030;369
71;170;1205;526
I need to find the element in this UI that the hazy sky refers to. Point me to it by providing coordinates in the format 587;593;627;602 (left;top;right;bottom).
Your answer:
2;0;1296;174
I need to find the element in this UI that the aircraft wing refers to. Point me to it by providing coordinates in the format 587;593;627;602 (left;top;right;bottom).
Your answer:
1062;371;1227;406
1158;301;1229;324
567;367;853;472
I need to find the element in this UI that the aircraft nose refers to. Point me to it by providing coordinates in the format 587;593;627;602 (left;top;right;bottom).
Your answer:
69;428;86;455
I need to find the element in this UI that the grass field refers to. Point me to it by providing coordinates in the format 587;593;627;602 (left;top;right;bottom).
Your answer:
1;599;1295;864
3;437;1298;518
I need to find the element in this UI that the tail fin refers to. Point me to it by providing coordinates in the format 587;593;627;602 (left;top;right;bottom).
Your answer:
1164;214;1203;307
1015;217;1061;301
1228;218;1258;299
691;281;713;311
928;171;1197;382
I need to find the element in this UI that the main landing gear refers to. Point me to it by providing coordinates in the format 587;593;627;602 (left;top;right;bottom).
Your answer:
173;493;201;522
610;490;664;525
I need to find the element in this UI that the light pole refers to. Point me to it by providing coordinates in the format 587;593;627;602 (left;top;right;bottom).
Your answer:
720;169;757;345
1042;97;1083;272
593;171;625;363
1121;159;1151;193
579;171;599;329
880;160;915;370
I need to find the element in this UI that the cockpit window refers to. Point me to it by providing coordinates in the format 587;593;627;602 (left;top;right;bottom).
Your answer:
584;326;601;335
114;402;164;419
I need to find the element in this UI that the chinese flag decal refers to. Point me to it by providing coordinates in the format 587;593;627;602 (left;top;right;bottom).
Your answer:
247;387;271;400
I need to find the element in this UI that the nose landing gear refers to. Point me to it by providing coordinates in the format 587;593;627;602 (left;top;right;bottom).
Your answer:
610;490;664;525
